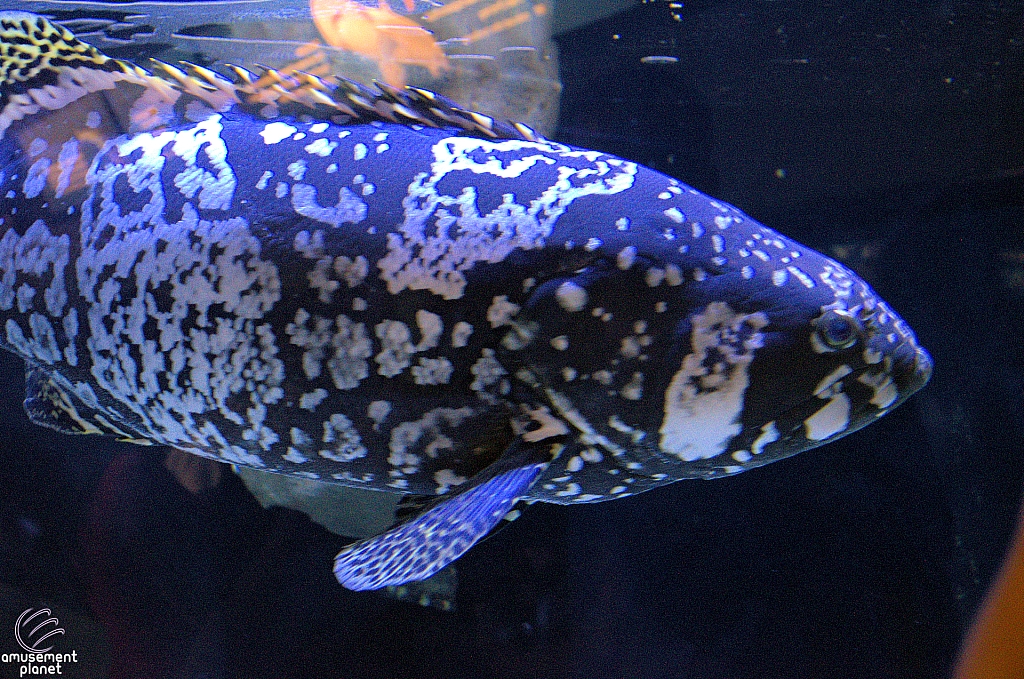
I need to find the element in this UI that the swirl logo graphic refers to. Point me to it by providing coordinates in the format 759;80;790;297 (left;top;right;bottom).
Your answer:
14;608;64;653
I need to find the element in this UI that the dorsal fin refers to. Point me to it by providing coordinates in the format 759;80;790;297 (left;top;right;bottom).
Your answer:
0;12;544;144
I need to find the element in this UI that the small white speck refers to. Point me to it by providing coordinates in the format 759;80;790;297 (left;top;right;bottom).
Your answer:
555;281;587;312
452;321;473;348
556;483;582;497
487;295;520;328
283;448;308;463
260;121;297;144
354;143;367;160
617;246;637;270
304;138;337;157
642;55;679;64
788;266;815;288
298;388;329;411
550;335;570;351
287;160;307;180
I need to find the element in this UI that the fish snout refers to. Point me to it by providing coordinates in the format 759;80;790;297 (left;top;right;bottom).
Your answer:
892;341;933;400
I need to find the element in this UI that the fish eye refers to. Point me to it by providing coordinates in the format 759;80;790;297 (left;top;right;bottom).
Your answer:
815;310;861;349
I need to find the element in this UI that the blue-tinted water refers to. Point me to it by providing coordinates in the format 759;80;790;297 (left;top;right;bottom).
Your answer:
0;1;1022;677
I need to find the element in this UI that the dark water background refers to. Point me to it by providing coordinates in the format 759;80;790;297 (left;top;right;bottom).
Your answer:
1;1;1023;677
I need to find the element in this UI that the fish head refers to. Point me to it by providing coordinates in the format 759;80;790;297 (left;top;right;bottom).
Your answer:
513;193;932;486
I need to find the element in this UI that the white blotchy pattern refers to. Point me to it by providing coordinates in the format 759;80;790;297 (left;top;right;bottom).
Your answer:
387;406;476;476
659;302;769;462
378;137;638;300
285;309;373;390
78;115;284;462
0;219;71;328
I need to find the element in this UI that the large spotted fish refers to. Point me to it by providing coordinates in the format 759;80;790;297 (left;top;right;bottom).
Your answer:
0;12;931;591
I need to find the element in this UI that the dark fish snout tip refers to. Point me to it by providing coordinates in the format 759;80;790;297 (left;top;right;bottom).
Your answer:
901;345;933;396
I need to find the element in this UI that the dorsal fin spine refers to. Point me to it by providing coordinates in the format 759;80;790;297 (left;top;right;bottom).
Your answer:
0;12;545;143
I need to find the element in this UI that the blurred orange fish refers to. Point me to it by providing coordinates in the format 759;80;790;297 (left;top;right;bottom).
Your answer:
309;0;448;87
955;504;1024;679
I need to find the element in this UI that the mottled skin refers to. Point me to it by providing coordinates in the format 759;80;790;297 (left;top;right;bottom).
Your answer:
0;13;931;588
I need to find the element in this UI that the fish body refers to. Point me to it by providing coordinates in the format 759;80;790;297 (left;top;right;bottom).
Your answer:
0;13;931;589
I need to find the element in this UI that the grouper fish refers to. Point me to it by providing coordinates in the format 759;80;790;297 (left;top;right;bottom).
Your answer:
0;12;932;590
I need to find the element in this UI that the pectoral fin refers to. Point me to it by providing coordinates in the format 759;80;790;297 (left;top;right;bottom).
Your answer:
333;439;557;591
23;366;151;443
24;366;103;436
